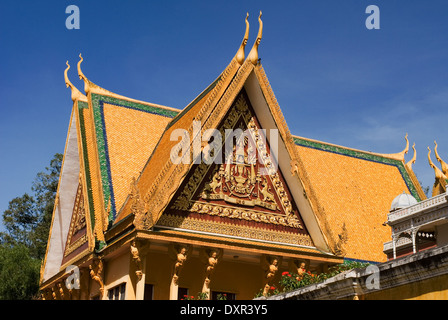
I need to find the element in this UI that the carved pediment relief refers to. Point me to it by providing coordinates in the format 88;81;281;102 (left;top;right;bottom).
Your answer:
63;177;88;258
167;90;307;231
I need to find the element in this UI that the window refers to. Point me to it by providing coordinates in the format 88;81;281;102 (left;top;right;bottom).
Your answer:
108;283;126;300
144;284;154;300
178;287;189;300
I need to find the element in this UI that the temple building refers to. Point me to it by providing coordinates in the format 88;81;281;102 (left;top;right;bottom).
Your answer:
39;13;445;300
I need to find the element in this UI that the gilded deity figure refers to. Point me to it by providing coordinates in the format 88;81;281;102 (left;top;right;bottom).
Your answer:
130;240;143;280
262;257;279;296
296;262;307;281
205;250;219;281
266;258;278;282
201;249;220;299
89;259;104;295
174;247;187;277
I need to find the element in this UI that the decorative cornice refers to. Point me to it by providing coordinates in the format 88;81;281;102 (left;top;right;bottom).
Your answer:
156;214;313;247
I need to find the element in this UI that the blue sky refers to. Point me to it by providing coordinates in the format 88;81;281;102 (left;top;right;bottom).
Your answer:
0;1;447;231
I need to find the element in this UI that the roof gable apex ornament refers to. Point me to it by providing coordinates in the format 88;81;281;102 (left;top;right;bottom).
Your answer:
235;13;250;65
405;142;417;170
247;11;263;66
434;140;448;176
380;133;409;161
77;53;91;94
64;61;86;102
397;132;409;160
427;146;448;196
428;146;448;180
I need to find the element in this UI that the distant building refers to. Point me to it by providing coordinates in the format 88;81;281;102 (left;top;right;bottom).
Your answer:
384;185;448;260
39;13;445;300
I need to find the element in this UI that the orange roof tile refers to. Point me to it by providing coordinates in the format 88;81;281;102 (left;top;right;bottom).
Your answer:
293;136;426;262
102;103;174;212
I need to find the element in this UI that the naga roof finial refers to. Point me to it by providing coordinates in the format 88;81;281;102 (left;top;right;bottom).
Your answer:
428;146;447;180
405;142;417;170
434;141;448;176
64;61;85;102
247;11;263;65
77;53;90;93
235;13;250;65
428;146;448;196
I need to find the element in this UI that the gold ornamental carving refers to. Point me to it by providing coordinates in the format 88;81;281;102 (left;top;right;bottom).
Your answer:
130;240;143;281
89;258;104;296
130;177;154;229
171;93;302;229
201;248;222;299
64;179;88;257
157;214;313;247
261;255;280;296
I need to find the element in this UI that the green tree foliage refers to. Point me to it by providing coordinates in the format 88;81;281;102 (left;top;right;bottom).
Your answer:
0;244;41;300
0;153;62;299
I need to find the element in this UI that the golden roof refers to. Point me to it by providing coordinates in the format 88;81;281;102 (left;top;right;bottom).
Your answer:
57;13;430;263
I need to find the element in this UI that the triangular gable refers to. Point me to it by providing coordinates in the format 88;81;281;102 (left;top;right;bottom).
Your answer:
120;58;334;254
61;176;89;267
157;89;314;247
41;99;94;283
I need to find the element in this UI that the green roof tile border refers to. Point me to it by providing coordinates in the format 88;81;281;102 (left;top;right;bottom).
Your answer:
89;93;179;223
293;136;422;202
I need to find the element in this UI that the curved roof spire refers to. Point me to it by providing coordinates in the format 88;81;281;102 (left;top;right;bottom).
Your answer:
235;13;250;65
397;133;410;159
77;53;91;94
434;140;448;176
405;142;416;170
247;11;263;65
427;146;447;180
64;61;86;102
381;133;409;161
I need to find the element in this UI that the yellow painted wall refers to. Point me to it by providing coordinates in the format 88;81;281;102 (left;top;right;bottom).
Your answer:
365;273;448;300
102;252;134;300
144;250;266;300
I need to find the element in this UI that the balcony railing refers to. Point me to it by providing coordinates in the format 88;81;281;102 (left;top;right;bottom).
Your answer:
387;192;447;224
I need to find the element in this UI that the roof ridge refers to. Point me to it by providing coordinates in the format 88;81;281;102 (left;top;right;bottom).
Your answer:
293;134;409;162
